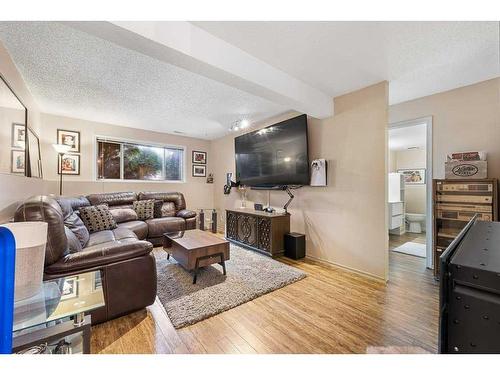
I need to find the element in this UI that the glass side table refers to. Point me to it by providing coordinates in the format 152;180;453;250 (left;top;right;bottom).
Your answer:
12;270;105;354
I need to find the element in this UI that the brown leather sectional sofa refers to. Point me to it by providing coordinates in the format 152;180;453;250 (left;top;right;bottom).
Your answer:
14;191;196;324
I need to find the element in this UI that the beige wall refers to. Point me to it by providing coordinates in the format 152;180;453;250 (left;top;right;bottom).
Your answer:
390;78;500;180
0;41;47;223
40;113;214;210
395;149;426;215
212;82;389;280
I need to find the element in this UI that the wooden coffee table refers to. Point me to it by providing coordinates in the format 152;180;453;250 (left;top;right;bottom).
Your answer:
163;229;230;284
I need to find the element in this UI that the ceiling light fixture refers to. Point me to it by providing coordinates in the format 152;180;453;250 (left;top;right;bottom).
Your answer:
230;119;251;132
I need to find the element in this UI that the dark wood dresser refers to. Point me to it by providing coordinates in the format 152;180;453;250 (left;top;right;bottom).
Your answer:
225;208;290;257
433;178;498;277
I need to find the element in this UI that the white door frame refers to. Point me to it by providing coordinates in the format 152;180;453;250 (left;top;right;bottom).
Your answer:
389;116;433;269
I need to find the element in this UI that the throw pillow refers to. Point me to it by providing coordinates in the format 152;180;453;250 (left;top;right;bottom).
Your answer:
64;226;82;254
64;211;90;248
133;200;155;220
153;200;163;218
56;196;90;247
79;204;118;233
161;201;176;217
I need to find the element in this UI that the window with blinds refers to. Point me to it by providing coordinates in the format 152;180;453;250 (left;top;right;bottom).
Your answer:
96;138;184;182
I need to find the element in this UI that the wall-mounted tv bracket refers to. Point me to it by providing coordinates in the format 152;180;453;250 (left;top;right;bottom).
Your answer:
223;173;240;195
282;186;295;214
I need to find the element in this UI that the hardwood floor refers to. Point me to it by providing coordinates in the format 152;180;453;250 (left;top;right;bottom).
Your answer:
389;231;427;247
91;237;438;354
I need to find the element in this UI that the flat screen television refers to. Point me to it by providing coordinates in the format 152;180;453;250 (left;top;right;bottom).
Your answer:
235;114;309;188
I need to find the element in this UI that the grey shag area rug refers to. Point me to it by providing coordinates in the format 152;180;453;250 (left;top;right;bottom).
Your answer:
153;244;306;329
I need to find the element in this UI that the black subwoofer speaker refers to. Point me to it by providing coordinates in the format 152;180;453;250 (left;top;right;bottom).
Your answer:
284;232;305;260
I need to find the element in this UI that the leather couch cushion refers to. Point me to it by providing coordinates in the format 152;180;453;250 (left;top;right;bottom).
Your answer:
87;192;138;207
14;195;67;266
64;196;90;211
111;208;138;223
138;192;186;211
87;227;137;247
117;221;148;240
79;204;118;233
185;216;197;230
177;209;197;219
87;230;115;247
113;227;139;241
108;204;134;210
146;217;186;238
44;240;153;275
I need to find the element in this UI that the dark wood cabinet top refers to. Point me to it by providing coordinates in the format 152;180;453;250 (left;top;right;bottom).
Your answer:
226;208;290;218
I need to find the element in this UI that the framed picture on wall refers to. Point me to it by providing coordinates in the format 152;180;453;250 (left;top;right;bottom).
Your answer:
11;149;25;174
57;129;80;153
11;123;26;149
61;276;78;300
398;168;426;184
91;272;102;292
58;153;80;175
192;150;207;164
192;164;206;177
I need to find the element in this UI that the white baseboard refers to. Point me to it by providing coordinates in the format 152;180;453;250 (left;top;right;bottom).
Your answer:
305;254;387;283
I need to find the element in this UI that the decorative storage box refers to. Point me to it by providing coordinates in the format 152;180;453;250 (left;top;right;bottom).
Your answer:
445;160;487;179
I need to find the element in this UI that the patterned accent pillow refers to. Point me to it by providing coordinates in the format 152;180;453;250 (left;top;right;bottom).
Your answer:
161;202;176;217
153;200;163;218
79;204;117;233
133;199;155;220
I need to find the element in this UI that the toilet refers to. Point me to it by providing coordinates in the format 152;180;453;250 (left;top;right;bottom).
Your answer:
406;213;426;233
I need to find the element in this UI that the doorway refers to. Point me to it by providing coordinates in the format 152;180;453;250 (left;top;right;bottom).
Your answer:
388;117;433;269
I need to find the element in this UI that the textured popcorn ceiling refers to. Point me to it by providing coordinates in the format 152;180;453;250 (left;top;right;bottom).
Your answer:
1;22;498;140
0;22;289;139
195;21;500;104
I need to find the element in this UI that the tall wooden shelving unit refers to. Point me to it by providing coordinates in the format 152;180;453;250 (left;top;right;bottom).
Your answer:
433;178;498;277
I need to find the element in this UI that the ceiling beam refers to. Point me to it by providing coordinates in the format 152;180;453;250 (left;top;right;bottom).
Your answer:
65;21;333;119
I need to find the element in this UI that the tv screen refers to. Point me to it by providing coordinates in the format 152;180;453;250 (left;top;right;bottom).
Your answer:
235;114;309;187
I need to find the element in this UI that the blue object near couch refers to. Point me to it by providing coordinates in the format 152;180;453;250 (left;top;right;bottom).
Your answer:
0;226;15;354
